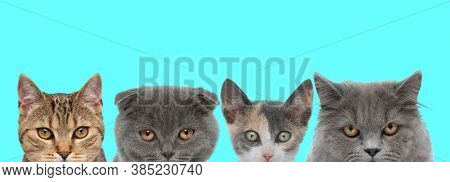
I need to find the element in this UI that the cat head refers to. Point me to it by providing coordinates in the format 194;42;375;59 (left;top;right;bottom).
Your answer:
313;71;428;162
18;74;104;162
114;87;219;162
221;79;313;162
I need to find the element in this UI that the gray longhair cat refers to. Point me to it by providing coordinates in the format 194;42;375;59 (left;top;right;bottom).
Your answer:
113;87;219;162
221;79;313;162
308;71;433;162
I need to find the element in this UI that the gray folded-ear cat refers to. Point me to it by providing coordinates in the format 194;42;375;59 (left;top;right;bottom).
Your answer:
308;71;433;162
113;87;219;162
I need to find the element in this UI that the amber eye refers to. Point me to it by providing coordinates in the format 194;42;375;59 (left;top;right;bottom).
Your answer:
140;129;156;142
277;131;292;143
37;128;53;140
383;123;399;136
343;125;360;138
73;127;89;139
179;129;195;141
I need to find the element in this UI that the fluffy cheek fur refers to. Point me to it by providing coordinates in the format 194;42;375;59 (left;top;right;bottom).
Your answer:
314;127;356;161
67;128;104;162
21;130;61;162
115;118;149;162
375;129;414;162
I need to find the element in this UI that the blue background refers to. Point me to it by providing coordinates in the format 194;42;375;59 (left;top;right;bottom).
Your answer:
0;0;449;162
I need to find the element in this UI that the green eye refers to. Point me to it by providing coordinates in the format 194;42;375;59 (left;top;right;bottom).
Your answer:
37;128;53;140
73;127;89;139
245;130;259;142
277;131;291;142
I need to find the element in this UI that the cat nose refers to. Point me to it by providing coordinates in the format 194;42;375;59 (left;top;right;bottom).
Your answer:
162;152;175;159
263;154;273;162
364;148;381;157
57;152;72;160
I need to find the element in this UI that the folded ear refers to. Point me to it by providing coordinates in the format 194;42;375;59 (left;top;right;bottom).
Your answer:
115;89;138;112
284;79;313;126
76;74;102;113
220;79;252;124
18;74;45;115
314;73;343;109
395;71;422;103
188;89;219;114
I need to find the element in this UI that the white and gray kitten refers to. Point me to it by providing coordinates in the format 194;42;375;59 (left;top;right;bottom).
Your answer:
308;71;433;162
221;79;313;162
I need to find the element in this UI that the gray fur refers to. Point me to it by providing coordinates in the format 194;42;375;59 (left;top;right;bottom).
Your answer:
113;87;219;162
221;79;313;162
308;71;433;162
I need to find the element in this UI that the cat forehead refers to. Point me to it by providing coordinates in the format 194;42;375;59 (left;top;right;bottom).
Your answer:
130;86;214;102
331;85;396;118
118;87;217;113
49;93;75;111
50;93;99;116
341;81;395;93
338;82;398;102
318;83;402;125
258;102;292;129
233;102;293;132
25;93;75;122
124;106;211;128
23;93;99;125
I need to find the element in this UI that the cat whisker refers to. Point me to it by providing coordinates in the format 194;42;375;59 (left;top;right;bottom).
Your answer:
344;153;361;162
379;157;398;162
174;157;191;162
384;153;400;159
348;157;362;162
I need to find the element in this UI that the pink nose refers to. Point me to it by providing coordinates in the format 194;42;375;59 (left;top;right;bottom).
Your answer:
263;154;273;162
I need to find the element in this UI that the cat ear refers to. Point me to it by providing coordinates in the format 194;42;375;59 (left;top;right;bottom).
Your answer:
314;73;343;108
18;74;45;115
395;71;422;102
284;79;313;126
188;89;219;113
221;79;252;124
115;89;138;112
77;74;102;112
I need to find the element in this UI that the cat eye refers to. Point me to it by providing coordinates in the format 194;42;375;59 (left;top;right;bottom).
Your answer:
343;125;360;138
277;131;292;142
245;130;259;142
179;129;195;141
140;129;156;142
37;128;53;140
73;127;89;139
383;123;399;136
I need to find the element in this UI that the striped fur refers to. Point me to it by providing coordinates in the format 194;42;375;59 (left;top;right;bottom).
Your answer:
18;74;105;162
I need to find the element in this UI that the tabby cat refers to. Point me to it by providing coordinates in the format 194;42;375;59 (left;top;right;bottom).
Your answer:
221;79;313;162
308;71;433;162
18;74;106;162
